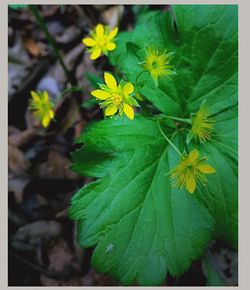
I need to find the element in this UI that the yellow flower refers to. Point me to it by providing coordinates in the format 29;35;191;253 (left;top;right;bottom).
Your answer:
30;90;54;128
189;102;215;143
170;149;216;193
91;72;138;120
142;46;175;86
82;24;118;60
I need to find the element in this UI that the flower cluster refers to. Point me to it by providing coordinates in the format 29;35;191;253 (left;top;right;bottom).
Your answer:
84;23;217;194
30;90;54;128
91;72;138;120
82;24;118;60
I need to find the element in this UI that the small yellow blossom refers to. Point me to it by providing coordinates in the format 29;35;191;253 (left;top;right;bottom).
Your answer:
189;102;215;143
30;90;54;128
82;24;118;60
91;72;138;120
142;46;175;86
170;149;216;193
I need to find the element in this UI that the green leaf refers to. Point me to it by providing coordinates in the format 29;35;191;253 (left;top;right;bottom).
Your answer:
70;5;238;286
132;5;150;19
198;107;238;250
70;116;215;285
85;72;103;89
81;97;97;109
109;4;238;249
111;5;238;117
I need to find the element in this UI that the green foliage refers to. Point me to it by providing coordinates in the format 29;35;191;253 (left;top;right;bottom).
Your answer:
69;5;238;286
9;4;28;10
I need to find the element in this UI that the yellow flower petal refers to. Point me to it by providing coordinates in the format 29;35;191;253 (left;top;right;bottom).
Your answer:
189;149;199;161
96;24;104;37
123;82;134;95
108;27;118;39
105;105;117;116
43;91;49;102
42;115;51;128
90;49;101;60
91;89;110;100
82;37;96;47
104;72;117;90
186;172;196;193
31;91;40;102
106;42;116;51
197;164;216;174
124;103;134;120
49;110;54;119
190;102;214;143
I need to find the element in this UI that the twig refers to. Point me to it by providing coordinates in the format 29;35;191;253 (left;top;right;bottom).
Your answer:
29;5;71;80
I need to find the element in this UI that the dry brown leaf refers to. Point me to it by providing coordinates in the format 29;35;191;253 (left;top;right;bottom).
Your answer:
8;126;20;135
55;26;81;44
101;6;124;29
41;5;60;17
74;120;86;140
40;238;82;286
12;220;62;246
36;150;79;179
23;38;42;57
8;144;30;174
47;238;80;272
8;128;36;147
8;177;30;203
81;268;119;286
40;275;82;286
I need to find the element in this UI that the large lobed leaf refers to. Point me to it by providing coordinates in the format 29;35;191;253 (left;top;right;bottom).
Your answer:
70;117;215;285
110;5;238;116
109;4;238;250
69;5;238;286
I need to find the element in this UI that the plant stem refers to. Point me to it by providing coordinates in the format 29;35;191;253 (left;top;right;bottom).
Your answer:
55;86;83;102
157;120;182;156
162;115;192;125
135;70;148;86
29;5;71;79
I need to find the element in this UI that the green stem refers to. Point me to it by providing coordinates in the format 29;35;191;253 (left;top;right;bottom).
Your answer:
135;70;148;86
157;120;182;156
29;5;71;79
161;115;192;125
55;86;83;102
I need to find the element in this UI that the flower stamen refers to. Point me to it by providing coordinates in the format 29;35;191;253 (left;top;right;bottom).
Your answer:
188;102;215;143
141;46;175;87
91;72;139;120
170;149;216;193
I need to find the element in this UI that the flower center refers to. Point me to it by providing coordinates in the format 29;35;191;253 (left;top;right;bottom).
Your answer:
110;94;122;106
98;37;106;47
151;59;159;70
95;33;109;49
